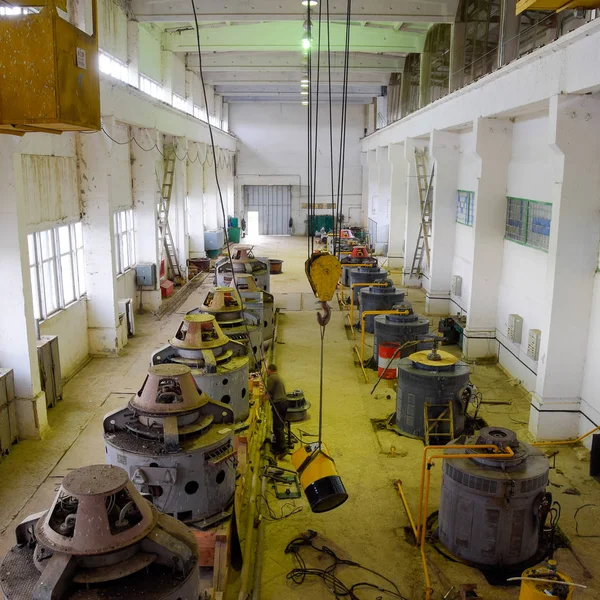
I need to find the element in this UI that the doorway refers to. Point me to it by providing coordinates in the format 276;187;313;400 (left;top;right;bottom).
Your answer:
247;211;260;240
243;185;292;235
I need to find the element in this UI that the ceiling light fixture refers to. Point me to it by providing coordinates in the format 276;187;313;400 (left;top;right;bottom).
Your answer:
301;82;309;88
302;36;312;51
302;101;309;105
301;77;309;83
302;1;318;6
301;91;309;95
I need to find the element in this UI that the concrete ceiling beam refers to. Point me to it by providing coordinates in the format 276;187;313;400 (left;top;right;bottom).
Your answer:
162;21;427;53
131;0;458;23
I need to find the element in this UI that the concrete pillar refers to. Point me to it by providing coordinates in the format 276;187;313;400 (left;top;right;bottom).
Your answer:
127;20;139;87
78;127;121;355
530;94;600;440
419;52;432;109
426;130;460;314
161;49;173;101
360;152;369;228
131;127;162;312
387;143;407;269
366;149;378;242
172;137;189;278
399;68;411;119
463;118;513;360
450;22;467;92
0;139;47;439
185;69;194;112
375;146;390;252
203;154;222;231
498;0;520;67
188;142;206;258
402;138;427;287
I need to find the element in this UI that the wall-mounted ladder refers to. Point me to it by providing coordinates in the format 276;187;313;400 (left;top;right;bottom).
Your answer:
409;150;434;279
157;144;183;283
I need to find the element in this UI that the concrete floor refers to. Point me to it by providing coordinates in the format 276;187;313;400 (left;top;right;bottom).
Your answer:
0;235;599;600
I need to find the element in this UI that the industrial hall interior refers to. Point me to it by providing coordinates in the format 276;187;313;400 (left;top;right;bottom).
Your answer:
3;0;600;599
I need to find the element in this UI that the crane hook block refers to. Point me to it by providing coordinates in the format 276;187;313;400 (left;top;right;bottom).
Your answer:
305;251;342;303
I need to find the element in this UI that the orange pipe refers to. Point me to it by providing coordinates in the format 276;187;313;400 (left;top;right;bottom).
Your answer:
350;282;389;325
532;424;600;446
394;480;433;599
416;444;502;535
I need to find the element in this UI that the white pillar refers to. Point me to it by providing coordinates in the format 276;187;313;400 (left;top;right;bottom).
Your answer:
426;130;460;314
375;146;391;252
0;139;48;439
402;138;426;287
203;154;222;231
388;143;407;269
188;142;206;258
172;136;189;278
366;149;378;242
78;128;120;356
360;152;369;228
131;127;162;312
463;118;513;359
530;94;600;441
127;20;139;87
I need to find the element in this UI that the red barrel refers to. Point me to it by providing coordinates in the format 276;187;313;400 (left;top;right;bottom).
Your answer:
378;342;401;379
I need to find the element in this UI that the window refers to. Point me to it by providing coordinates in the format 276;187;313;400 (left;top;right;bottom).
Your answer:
505;197;551;251
209;114;221;128
193;104;207;122
456;190;475;226
140;74;165;102
172;93;192;114
99;51;130;85
0;7;39;15
113;209;136;275
28;223;86;321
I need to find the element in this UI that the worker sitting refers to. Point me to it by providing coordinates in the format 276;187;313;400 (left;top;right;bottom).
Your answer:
266;363;288;455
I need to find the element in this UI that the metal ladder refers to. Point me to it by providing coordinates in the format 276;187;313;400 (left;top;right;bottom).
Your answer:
409;149;434;278
157;144;183;283
424;402;454;445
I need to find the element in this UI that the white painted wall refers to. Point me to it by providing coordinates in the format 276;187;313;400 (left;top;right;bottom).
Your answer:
495;114;553;387
450;130;477;315
138;24;162;82
98;0;128;62
230;102;365;235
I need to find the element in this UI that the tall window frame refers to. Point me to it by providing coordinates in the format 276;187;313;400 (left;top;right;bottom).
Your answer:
28;223;86;322
505;197;551;252
113;209;136;275
456;190;475;226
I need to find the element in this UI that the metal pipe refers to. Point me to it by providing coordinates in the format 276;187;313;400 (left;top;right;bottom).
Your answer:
238;407;268;600
532;424;600;446
350;282;389;325
251;467;268;600
353;345;369;383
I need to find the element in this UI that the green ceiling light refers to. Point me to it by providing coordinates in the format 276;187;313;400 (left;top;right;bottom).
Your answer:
301;1;318;6
301;82;309;88
302;35;312;51
301;90;309;95
301;78;309;84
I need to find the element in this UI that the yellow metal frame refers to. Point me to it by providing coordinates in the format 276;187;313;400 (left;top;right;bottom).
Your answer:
516;0;600;13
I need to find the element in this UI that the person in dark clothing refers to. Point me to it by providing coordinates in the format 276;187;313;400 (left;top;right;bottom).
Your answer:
266;364;288;453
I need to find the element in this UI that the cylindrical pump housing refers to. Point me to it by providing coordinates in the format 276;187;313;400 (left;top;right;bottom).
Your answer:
215;245;270;291
104;365;236;526
373;302;431;360
359;284;405;333
191;287;263;369
235;273;275;348
350;266;389;303
438;427;550;567
394;349;470;439
151;314;251;421
341;247;378;286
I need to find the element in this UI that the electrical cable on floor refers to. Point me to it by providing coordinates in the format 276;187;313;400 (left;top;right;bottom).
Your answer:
285;530;408;600
255;485;303;521
574;504;600;537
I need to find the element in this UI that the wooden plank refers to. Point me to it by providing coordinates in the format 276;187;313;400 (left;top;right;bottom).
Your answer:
192;530;217;567
212;523;231;599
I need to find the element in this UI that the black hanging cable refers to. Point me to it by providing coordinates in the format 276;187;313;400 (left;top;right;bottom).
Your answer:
306;0;314;258
326;0;336;238
335;0;351;259
311;0;323;255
